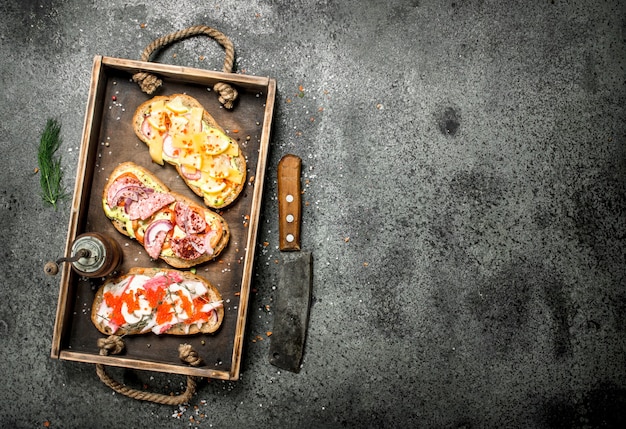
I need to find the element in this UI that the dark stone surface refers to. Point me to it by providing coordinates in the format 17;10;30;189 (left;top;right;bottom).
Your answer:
0;0;625;427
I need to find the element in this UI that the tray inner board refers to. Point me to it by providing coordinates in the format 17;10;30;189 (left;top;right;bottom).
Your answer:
58;62;272;377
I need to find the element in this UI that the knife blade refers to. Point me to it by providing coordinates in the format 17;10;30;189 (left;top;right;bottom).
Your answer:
268;154;313;373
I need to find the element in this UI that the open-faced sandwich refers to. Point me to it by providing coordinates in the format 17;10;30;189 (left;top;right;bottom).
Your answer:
133;94;246;209
102;162;229;269
91;267;224;336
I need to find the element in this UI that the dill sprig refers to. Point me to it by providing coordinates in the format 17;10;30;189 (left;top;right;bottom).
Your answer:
37;119;68;209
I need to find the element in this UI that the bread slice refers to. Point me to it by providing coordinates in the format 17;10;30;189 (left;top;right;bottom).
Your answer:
91;267;224;336
102;162;229;269
132;94;246;209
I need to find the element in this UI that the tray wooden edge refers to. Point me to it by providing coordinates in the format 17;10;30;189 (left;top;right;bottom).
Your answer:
101;56;272;90
51;55;107;359
50;55;277;382
229;77;276;380
59;350;231;380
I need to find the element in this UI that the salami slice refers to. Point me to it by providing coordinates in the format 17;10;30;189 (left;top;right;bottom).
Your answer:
145;229;168;259
127;193;176;220
175;201;207;234
170;234;205;260
106;174;144;207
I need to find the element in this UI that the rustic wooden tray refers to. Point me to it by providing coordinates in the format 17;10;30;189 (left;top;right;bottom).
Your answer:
50;56;275;380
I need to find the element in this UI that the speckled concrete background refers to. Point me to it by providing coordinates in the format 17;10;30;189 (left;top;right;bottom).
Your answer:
1;0;625;428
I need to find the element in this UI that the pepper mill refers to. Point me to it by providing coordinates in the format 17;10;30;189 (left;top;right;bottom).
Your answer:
44;232;122;278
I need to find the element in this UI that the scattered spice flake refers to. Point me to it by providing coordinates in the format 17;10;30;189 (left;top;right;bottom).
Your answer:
298;85;304;92
140;23;147;29
199;55;206;61
344;237;350;242
266;331;273;337
318;106;324;112
234;292;241;296
248;175;255;184
274;259;279;264
286;98;292;103
262;241;269;247
363;262;369;267
232;129;239;133
34;167;39;174
43;422;51;428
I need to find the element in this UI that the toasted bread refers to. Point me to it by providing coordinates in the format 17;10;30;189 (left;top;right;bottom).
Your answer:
102;162;229;269
91;267;224;336
132;94;246;209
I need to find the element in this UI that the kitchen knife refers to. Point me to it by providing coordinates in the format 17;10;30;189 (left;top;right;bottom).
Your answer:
268;154;313;373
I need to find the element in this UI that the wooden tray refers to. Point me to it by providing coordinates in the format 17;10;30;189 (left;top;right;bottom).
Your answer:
50;56;275;380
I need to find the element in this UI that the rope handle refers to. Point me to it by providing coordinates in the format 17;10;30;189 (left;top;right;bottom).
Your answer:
96;335;203;405
132;25;238;109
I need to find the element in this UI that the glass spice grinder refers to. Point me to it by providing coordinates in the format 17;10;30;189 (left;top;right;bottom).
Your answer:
44;232;122;278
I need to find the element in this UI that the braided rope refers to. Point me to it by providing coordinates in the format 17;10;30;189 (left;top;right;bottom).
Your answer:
95;336;203;405
132;25;238;108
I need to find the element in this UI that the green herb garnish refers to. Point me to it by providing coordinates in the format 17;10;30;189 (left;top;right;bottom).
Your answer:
37;119;68;209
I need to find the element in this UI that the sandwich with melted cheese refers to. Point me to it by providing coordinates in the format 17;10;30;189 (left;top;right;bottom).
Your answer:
102;162;229;268
91;267;224;336
133;94;246;209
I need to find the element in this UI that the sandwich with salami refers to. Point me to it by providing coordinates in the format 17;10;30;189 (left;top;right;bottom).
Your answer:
133;94;246;209
91;267;224;336
102;162;229;269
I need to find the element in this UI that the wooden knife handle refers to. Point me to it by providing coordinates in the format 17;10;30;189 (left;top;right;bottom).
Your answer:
278;154;302;251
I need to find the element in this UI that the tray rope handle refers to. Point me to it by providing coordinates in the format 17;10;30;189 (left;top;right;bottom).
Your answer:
96;335;203;405
132;25;238;109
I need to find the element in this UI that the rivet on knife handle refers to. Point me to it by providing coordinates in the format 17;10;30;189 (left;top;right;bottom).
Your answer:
278;154;302;251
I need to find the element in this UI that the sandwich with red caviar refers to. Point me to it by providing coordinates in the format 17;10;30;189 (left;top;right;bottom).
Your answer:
91;267;224;335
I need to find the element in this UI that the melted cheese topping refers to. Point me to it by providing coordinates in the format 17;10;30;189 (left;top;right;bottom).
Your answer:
143;96;245;207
